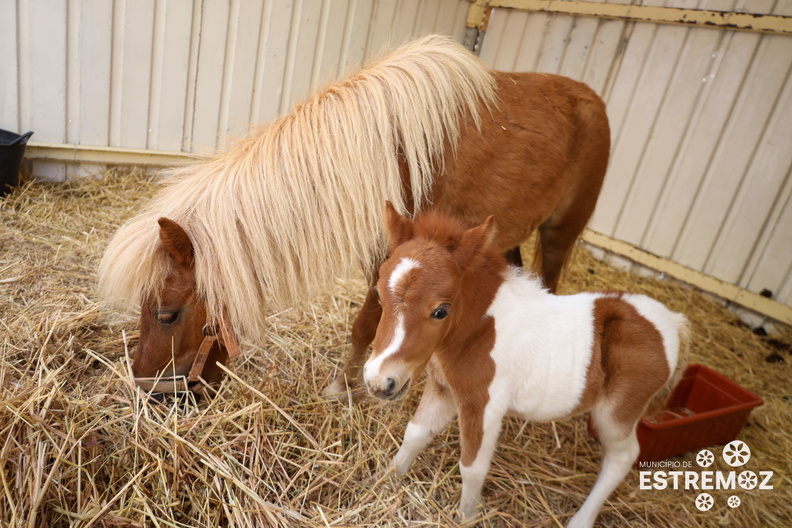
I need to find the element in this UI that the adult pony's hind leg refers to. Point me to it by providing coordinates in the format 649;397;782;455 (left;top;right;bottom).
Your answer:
535;217;587;293
503;246;523;268
537;93;609;293
324;280;382;401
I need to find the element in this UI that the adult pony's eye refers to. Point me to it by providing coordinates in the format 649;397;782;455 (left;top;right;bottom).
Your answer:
155;310;180;325
374;286;381;303
431;304;450;320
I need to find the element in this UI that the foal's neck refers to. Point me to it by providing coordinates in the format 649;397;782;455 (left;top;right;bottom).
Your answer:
442;250;508;353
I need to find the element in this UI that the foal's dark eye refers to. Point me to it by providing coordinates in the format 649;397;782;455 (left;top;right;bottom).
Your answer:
374;287;381;303
156;310;180;325
431;304;450;320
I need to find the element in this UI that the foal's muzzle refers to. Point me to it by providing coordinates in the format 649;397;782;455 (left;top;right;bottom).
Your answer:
367;376;411;401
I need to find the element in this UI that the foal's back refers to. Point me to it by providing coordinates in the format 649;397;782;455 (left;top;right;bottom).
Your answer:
486;271;685;422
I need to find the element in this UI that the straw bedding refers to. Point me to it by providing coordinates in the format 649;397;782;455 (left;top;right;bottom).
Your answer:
1;171;790;527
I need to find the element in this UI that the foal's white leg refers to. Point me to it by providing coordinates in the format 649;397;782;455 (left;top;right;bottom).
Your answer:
392;376;457;474
457;406;504;522
568;418;640;528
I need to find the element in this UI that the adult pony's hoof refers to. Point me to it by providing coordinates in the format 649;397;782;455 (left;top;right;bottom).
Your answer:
323;376;365;403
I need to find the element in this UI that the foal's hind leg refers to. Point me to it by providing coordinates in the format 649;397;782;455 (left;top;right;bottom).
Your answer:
568;404;641;528
324;281;381;401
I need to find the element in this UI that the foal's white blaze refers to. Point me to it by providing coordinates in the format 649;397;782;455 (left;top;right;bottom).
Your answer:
388;257;420;296
364;257;420;383
364;314;405;380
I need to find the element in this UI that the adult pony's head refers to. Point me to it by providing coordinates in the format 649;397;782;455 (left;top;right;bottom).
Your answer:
129;218;240;391
364;202;500;400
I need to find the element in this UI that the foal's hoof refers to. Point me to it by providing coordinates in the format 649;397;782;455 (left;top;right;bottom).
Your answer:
454;510;482;526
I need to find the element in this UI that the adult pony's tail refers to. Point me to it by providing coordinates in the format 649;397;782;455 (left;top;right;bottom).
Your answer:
645;314;691;417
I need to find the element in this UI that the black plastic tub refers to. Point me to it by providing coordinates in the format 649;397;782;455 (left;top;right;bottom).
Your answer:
1;129;34;196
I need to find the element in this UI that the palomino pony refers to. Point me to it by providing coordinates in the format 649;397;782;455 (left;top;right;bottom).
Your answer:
98;35;610;394
364;203;689;527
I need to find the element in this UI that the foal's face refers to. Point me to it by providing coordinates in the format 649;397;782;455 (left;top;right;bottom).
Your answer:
132;218;229;389
364;241;458;400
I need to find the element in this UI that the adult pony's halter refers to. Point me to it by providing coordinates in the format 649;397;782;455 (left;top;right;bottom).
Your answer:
134;318;242;393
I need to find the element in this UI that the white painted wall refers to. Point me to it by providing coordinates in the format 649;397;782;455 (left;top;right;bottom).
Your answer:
0;0;470;176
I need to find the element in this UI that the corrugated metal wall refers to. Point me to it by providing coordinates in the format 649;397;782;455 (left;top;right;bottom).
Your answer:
479;0;792;315
0;0;470;178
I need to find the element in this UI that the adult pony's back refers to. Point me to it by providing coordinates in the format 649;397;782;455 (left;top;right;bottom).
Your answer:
97;35;610;395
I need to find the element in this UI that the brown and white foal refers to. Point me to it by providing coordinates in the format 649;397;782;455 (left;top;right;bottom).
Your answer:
364;203;689;527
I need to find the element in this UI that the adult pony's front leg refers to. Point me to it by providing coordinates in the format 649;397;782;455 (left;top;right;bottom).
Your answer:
324;282;381;401
457;404;503;522
392;375;457;474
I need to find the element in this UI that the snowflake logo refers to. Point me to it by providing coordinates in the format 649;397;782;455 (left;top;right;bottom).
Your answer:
738;471;758;490
727;495;741;508
723;440;751;467
695;492;714;511
696;449;714;467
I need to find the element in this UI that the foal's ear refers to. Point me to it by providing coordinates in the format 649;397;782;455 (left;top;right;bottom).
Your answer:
456;216;496;266
158;217;194;269
384;201;415;251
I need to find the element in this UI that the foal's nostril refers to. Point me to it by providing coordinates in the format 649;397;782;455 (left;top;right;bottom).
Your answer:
384;377;397;397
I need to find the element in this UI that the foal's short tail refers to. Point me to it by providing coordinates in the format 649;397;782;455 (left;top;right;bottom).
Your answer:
645;314;691;417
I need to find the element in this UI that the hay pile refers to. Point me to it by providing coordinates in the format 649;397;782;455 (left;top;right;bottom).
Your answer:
1;172;790;527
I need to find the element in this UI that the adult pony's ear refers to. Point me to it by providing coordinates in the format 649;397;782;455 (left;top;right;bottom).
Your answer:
455;215;496;267
158;217;194;269
384;201;415;251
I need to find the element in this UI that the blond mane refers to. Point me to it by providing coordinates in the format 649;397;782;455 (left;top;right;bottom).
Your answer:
97;35;497;341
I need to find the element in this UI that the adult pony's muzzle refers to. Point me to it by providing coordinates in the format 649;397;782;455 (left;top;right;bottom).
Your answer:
134;321;242;393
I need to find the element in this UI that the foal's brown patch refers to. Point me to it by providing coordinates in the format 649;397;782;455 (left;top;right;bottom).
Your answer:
574;294;670;428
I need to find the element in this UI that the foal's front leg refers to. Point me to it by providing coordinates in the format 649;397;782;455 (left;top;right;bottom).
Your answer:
458;404;503;522
392;375;457;474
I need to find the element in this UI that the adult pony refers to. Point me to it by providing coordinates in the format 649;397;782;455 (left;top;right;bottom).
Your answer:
98;35;610;393
364;204;689;527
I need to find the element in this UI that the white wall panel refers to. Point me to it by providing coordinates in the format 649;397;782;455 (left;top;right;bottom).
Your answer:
0;0;19;130
73;0;113;147
218;0;266;147
111;0;156;150
148;0;193;152
250;0;296;126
